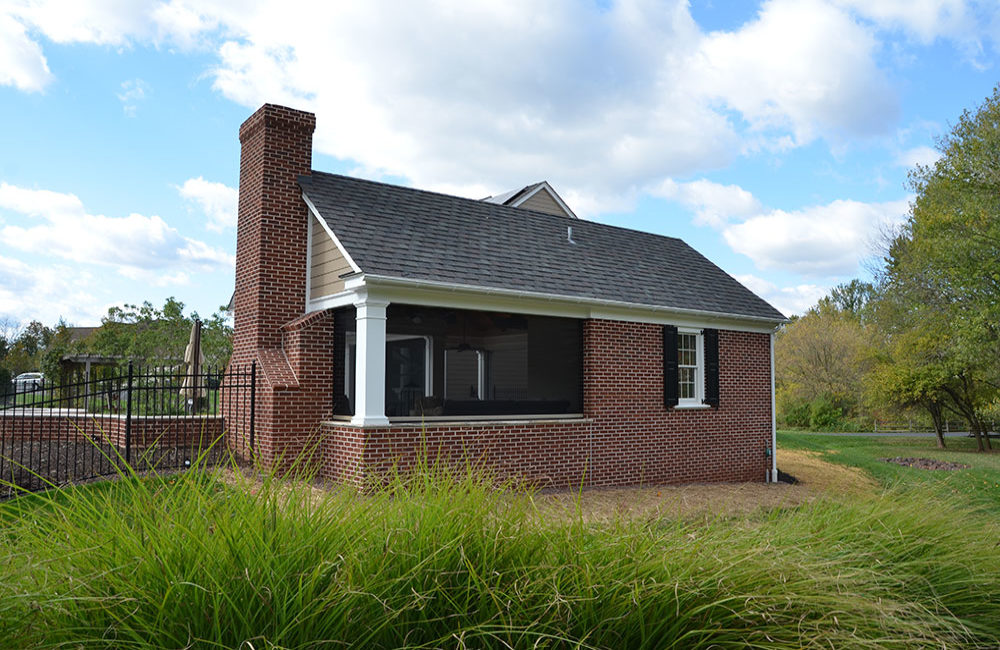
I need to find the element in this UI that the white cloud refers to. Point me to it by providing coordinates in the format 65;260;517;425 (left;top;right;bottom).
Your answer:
690;0;898;145
177;177;238;231
117;78;149;117
8;0;151;47
895;145;940;169
0;0;919;210
834;0;972;43
0;182;234;276
723;198;910;275
650;178;762;228
735;274;828;317
0;13;52;91
0;255;102;325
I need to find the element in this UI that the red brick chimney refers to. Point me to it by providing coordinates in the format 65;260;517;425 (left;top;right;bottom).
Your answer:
232;104;316;363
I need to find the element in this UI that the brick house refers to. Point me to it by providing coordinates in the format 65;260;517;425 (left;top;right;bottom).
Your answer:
229;103;787;488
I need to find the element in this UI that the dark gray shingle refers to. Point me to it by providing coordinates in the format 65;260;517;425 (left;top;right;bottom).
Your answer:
300;172;785;322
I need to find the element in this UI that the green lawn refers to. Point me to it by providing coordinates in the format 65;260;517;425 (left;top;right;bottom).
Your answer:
780;431;1000;515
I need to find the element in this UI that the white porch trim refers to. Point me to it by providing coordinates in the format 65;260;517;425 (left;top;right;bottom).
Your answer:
350;291;390;426
341;273;784;334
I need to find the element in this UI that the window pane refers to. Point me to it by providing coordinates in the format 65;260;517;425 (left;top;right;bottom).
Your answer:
678;348;697;401
679;349;694;367
332;306;356;416
386;338;427;416
678;334;697;367
445;349;479;399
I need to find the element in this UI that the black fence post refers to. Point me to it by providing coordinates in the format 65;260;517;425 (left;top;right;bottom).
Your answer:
125;362;134;464
249;360;257;453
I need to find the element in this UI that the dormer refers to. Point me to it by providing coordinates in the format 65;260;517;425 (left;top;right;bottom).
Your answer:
482;181;578;219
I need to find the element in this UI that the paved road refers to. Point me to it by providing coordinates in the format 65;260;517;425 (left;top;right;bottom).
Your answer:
788;431;979;438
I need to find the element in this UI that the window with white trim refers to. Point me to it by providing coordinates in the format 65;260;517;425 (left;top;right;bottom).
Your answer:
677;329;704;406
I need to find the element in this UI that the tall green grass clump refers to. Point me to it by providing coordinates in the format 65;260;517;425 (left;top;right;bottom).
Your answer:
1;451;999;648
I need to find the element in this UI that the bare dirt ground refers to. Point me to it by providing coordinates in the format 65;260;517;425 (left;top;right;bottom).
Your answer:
532;450;877;524
880;456;971;471
214;449;877;524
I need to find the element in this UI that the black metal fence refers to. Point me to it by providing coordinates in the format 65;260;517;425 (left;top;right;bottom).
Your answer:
0;362;256;499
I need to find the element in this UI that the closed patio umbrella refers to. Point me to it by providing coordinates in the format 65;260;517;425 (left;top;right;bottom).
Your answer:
180;320;203;411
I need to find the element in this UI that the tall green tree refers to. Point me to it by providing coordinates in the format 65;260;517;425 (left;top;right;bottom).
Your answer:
872;85;1000;450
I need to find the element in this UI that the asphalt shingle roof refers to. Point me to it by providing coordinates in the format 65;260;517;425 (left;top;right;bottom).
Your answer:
299;172;785;322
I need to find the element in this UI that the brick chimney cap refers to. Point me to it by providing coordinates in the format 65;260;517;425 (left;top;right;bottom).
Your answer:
239;103;316;142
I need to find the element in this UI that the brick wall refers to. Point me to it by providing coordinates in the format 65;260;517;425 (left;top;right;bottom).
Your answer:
0;413;224;447
319;320;772;488
582;320;771;485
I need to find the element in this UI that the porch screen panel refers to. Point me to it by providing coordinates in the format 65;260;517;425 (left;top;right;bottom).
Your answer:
384;305;582;417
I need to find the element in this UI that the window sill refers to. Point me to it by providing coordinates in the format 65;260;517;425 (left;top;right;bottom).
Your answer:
673;403;713;410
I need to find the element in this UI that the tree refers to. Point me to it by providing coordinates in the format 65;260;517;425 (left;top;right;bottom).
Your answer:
826;279;875;320
775;300;867;428
1;320;54;376
864;298;956;449
88;298;232;368
885;85;1000;449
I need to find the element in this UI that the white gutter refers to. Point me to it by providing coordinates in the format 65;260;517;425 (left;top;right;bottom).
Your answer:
351;273;788;329
769;331;778;483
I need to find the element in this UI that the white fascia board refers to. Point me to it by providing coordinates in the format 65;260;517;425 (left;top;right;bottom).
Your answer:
306;288;361;313
510;181;579;219
345;274;785;333
301;191;362;274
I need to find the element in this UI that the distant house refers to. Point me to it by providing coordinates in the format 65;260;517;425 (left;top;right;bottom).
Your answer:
228;104;786;487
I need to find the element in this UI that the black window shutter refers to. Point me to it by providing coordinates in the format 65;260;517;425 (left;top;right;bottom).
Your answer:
704;328;720;408
663;325;679;408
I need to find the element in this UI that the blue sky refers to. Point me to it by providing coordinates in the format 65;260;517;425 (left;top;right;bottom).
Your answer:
1;0;998;326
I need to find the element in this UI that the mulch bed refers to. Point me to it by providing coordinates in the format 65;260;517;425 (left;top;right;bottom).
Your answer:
777;468;799;484
881;457;971;471
0;440;229;499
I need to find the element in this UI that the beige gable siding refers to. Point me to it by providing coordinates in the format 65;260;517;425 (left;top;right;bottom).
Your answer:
518;189;570;217
310;217;353;300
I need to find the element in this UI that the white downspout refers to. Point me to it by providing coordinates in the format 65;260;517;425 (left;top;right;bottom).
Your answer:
769;331;778;483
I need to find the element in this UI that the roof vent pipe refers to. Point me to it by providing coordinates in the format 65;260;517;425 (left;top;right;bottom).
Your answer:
567;225;576;245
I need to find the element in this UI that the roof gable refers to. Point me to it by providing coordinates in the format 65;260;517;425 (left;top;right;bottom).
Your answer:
299;172;785;323
483;181;578;219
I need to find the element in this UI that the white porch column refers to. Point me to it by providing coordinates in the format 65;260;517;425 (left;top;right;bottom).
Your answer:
351;294;390;426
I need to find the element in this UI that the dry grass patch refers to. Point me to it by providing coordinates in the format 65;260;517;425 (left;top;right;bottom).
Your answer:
210;448;877;525
533;449;877;524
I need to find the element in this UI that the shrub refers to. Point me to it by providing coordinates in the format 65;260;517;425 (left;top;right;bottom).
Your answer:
809;395;846;430
2;456;999;648
782;399;812;428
